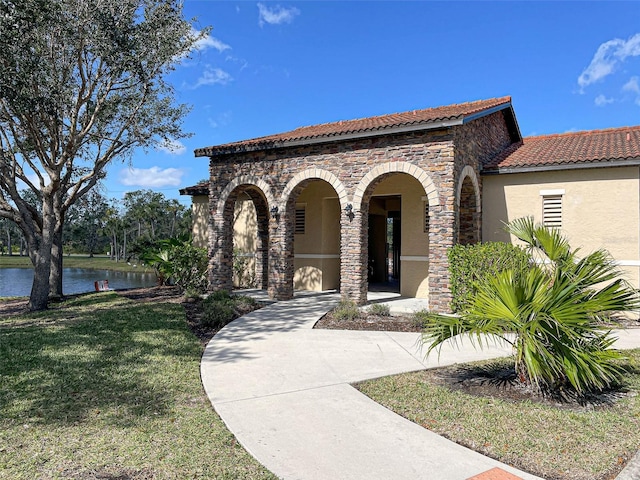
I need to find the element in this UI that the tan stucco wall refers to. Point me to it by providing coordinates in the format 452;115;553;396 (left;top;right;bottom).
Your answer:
191;195;209;248
294;181;341;291
482;166;640;289
233;197;258;287
371;174;430;298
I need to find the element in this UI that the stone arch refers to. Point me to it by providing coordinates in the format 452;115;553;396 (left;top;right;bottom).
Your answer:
455;165;481;212
212;177;272;291
456;165;481;245
352;161;440;209
216;175;276;215
280;168;350;208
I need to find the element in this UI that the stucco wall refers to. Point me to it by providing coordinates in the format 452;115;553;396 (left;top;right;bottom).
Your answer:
233;197;258;287
191;195;209;248
482;166;640;288
293;181;340;291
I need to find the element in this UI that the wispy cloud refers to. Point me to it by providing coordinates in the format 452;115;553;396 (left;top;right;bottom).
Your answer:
623;76;640;106
257;3;300;27
578;33;640;91
198;35;231;53
191;67;233;89
119;167;185;188
156;139;187;155
623;76;640;94
208;111;233;129
594;94;614;107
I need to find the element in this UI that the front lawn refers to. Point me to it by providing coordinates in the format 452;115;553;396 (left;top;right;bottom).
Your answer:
357;353;640;480
0;292;275;479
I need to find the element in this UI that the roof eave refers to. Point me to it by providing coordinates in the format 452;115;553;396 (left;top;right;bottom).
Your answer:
194;119;464;158
482;157;640;175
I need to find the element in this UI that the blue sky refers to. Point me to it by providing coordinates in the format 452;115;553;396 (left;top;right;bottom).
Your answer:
110;1;640;205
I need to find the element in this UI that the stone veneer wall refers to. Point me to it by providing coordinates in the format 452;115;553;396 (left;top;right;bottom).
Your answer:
206;111;514;313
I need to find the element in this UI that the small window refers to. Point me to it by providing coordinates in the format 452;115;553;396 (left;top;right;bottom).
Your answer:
540;190;564;228
295;206;306;234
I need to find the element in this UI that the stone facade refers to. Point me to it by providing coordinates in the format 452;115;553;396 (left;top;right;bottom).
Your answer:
201;106;518;313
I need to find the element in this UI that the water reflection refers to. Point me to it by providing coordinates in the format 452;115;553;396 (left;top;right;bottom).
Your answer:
0;268;156;297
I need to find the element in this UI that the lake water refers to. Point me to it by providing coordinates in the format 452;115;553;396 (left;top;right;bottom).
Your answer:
0;268;156;297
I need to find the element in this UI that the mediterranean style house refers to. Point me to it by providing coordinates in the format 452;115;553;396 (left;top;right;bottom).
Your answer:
180;96;640;313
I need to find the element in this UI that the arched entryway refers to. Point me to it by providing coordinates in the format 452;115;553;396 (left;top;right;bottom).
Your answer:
283;177;342;292
210;179;272;292
362;172;430;298
457;166;481;245
231;188;270;289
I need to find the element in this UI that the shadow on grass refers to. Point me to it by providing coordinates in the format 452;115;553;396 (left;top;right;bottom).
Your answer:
0;294;200;427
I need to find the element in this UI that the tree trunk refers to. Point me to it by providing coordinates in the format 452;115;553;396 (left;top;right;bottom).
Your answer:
6;226;12;255
28;203;55;311
49;196;65;300
49;224;64;300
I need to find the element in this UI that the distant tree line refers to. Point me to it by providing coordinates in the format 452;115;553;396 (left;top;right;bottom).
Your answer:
0;188;191;261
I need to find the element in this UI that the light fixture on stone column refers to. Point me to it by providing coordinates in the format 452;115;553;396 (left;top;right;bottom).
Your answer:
344;203;354;220
269;205;279;220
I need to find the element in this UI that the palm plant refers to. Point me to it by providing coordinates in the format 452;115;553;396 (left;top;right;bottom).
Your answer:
423;217;639;394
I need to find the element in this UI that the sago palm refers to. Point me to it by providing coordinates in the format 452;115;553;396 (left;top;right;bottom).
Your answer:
423;217;639;394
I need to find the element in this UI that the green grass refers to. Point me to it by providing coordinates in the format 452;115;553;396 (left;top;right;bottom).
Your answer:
0;254;153;273
357;354;640;480
0;293;276;479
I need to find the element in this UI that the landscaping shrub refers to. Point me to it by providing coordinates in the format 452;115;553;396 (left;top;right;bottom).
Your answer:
412;309;430;329
201;293;235;329
333;299;360;321
200;292;258;329
368;303;391;317
448;240;529;313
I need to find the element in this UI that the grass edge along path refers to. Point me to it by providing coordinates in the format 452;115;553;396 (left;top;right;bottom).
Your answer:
0;292;276;480
356;352;640;480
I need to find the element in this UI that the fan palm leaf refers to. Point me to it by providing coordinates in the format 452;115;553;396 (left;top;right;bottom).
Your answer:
422;217;639;394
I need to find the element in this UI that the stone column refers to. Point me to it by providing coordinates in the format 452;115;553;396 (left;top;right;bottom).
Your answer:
208;210;234;292
340;209;368;305
267;209;294;300
428;207;454;313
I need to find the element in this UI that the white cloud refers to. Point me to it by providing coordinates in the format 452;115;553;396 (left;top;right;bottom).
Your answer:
119;167;185;188
578;33;640;90
192;67;232;88
155;139;187;155
623;76;640;94
194;33;231;53
594;94;614;106
257;3;300;26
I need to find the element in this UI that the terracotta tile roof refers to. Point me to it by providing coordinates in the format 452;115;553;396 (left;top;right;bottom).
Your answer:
195;96;514;157
484;125;640;172
179;181;208;196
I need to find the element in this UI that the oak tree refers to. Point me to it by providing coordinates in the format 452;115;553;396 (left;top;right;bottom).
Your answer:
0;0;206;309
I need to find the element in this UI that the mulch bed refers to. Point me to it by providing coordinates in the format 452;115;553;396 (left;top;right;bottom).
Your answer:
313;310;422;332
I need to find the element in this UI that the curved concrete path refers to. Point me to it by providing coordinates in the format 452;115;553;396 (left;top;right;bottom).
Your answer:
200;291;640;480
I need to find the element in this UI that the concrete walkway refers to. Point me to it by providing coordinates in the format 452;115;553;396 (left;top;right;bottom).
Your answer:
200;291;640;480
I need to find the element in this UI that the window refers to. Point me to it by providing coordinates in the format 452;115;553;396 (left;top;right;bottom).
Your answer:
295;205;306;234
540;189;564;228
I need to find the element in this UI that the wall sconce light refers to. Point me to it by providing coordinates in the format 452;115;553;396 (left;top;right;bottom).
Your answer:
344;203;354;219
269;205;279;220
